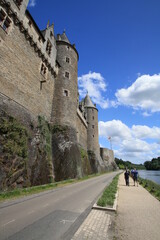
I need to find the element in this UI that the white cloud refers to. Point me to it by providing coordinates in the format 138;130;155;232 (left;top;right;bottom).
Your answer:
78;71;110;109
99;120;131;142
29;0;36;7
99;120;160;163
115;74;160;114
132;125;160;140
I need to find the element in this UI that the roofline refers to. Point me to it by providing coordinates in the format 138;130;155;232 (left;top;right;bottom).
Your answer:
25;10;45;42
56;40;79;61
84;106;98;111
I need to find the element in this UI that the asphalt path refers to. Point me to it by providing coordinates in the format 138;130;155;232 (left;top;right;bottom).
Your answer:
0;171;119;240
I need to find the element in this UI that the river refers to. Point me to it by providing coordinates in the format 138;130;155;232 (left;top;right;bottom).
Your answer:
138;170;160;185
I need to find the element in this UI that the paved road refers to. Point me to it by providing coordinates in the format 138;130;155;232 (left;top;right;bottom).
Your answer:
0;171;119;240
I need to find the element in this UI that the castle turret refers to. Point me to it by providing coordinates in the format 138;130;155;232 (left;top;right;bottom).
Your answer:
51;31;79;130
84;94;99;153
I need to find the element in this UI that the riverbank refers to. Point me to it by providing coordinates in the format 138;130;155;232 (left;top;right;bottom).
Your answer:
115;173;160;240
139;177;160;201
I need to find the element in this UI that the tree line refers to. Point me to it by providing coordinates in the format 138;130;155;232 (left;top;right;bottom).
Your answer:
144;157;160;170
115;158;145;170
115;157;160;170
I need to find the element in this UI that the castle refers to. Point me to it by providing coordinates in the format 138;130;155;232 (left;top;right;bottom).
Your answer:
0;0;116;189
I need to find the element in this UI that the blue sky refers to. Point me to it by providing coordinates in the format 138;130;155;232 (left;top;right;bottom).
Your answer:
28;0;160;164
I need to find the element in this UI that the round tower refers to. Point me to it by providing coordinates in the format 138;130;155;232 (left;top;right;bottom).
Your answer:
52;31;79;130
84;94;99;153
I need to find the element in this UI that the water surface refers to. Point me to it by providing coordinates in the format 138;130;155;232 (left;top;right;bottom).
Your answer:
138;170;160;185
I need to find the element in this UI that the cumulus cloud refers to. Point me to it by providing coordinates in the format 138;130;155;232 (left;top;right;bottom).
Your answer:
78;71;110;109
99;120;131;142
99;120;160;163
132;125;160;139
115;74;160;114
29;0;36;7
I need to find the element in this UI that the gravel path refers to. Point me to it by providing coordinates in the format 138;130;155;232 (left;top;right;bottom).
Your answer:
115;173;160;240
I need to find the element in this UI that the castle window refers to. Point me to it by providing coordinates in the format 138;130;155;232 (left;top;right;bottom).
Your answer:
50;31;53;38
13;0;23;8
0;9;6;24
40;63;47;78
38;36;42;42
46;40;52;56
64;90;69;96
93;135;94;138
67;46;70;50
65;72;69;78
0;9;11;33
92;125;94;129
92;116;94;120
66;57;70;63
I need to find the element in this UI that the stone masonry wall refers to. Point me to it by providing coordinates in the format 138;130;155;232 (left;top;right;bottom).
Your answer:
0;14;55;121
87;108;99;152
100;148;117;170
76;109;87;150
51;42;78;129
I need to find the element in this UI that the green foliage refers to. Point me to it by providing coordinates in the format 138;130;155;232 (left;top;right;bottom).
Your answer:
97;174;119;207
115;158;145;170
0;115;28;159
139;177;160;201
144;157;160;170
0;172;111;201
52;124;67;134
80;148;87;159
80;148;92;175
38;116;53;182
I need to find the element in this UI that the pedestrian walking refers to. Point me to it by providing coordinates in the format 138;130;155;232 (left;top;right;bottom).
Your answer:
124;168;130;186
132;168;138;186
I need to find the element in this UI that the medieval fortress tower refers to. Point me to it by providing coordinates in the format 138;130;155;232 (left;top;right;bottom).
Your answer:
0;0;116;189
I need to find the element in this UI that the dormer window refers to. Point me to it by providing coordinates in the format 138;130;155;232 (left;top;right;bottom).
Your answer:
28;20;32;27
66;57;70;63
0;9;11;33
38;36;42;42
46;40;52;56
50;31;53;38
40;63;47;78
65;72;69;78
14;0;23;8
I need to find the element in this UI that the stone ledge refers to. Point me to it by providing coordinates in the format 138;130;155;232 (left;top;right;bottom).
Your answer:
92;191;118;212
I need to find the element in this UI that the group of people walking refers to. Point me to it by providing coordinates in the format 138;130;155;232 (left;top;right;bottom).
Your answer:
124;168;138;186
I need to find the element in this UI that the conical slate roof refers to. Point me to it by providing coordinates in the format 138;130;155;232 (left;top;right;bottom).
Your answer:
84;94;97;109
60;30;70;43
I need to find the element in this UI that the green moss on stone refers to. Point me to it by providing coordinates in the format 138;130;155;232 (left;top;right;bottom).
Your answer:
38;116;54;183
0;115;28;159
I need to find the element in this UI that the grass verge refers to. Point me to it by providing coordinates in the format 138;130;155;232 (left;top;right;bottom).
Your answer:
97;173;120;207
139;177;160;201
0;171;116;202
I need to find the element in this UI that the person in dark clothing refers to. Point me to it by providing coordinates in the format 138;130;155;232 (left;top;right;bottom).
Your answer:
124;169;130;186
132;168;138;186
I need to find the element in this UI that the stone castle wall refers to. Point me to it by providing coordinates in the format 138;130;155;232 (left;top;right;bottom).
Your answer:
0;3;56;122
51;41;78;129
100;148;117;170
0;1;117;190
76;109;88;150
